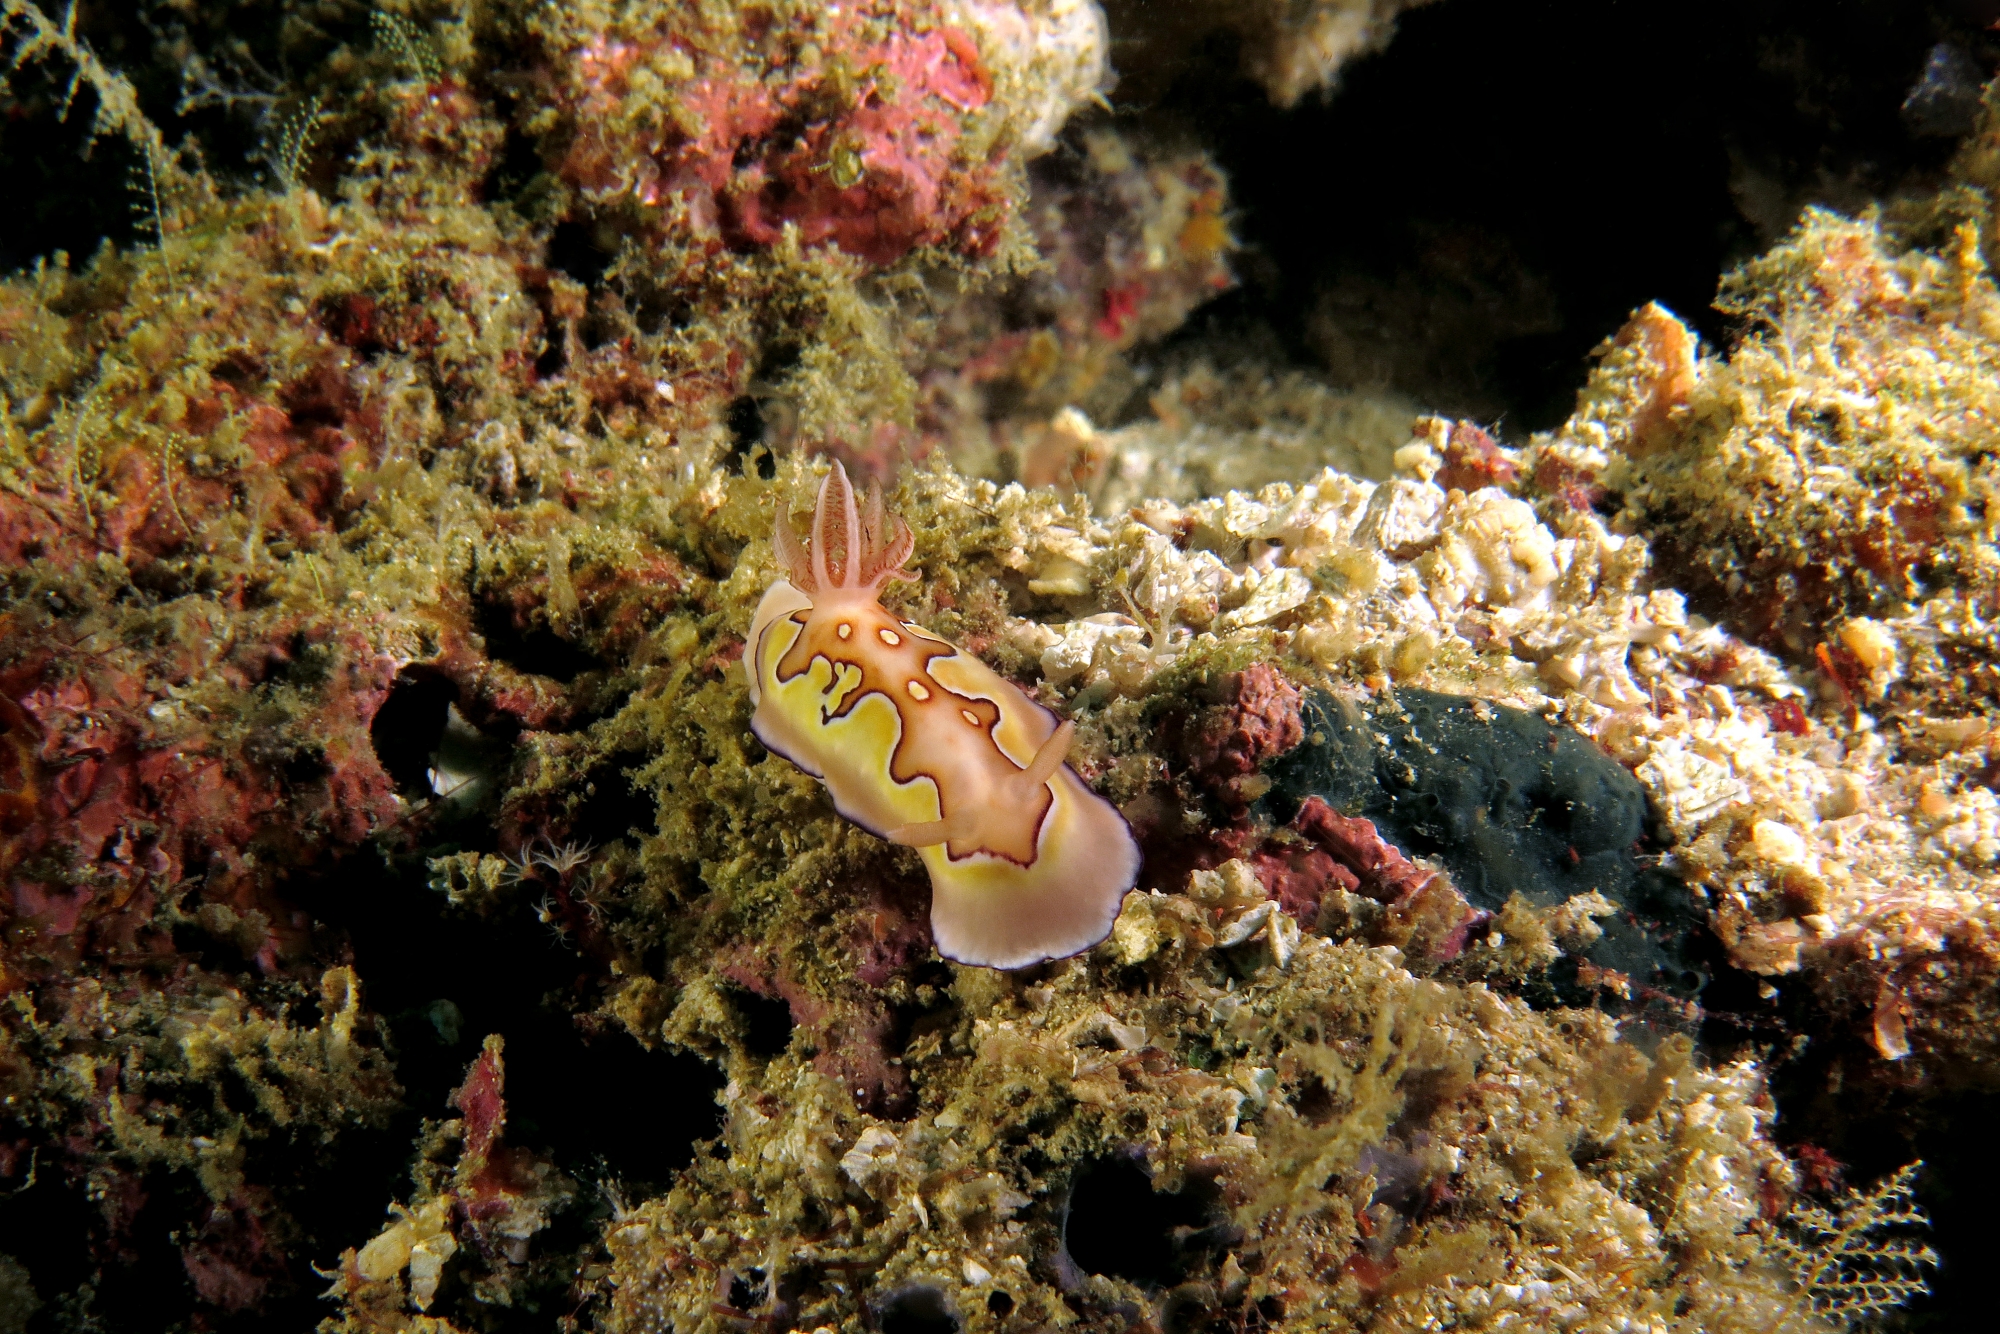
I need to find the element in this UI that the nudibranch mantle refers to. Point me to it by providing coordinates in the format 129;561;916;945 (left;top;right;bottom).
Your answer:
747;464;1141;969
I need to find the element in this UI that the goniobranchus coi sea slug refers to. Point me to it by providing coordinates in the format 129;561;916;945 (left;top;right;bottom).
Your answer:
747;464;1141;968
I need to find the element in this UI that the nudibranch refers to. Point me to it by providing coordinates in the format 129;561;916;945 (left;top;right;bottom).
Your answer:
747;464;1141;969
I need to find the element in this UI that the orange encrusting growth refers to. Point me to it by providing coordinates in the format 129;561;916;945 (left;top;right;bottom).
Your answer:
747;464;1140;968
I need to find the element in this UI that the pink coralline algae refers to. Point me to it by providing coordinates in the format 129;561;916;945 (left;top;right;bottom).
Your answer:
0;624;398;982
1256;797;1484;965
1430;419;1519;493
451;1035;572;1260
1287;796;1440;904
1531;449;1608;516
721;944;918;1117
557;16;1005;267
1181;662;1304;808
182;1193;289;1313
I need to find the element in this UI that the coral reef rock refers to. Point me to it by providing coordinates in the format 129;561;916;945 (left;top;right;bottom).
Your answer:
0;1;1989;1331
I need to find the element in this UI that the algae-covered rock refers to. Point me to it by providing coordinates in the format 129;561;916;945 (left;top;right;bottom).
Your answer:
1527;204;2000;1102
601;936;1796;1334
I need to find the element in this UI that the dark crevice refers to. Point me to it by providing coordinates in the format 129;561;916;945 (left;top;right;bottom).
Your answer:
0;1171;125;1329
195;839;725;1334
482;115;549;212
545;219;616;290
0;1084;411;1334
280;746;331;787
535;325;568;378
723;395;767;475
876;1284;959;1334
728;1269;767;1310
1063;1156;1224;1288
0;68;149;272
631;285;694;335
475;599;607;683
883;961;959;1060
368;667;458;797
570;749;660;846
1128;0;1984;431
729;987;797;1060
505;1022;724;1188
297;843;726;1199
1290;1074;1336;1126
